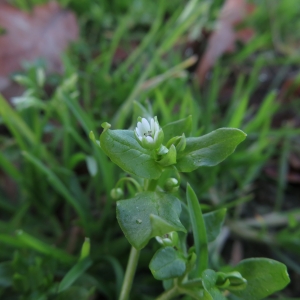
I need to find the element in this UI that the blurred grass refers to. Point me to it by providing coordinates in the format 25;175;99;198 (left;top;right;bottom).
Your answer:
0;0;300;298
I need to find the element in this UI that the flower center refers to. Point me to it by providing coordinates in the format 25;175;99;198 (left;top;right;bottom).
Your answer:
144;130;152;137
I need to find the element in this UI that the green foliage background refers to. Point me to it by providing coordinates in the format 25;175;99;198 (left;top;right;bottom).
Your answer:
0;0;300;299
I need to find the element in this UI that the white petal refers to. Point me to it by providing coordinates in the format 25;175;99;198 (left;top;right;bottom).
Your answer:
141;118;150;132
146;136;154;143
154;121;159;132
136;127;142;137
150;118;155;132
137;122;144;135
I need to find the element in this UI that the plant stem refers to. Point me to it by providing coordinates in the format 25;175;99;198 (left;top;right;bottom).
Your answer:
115;177;143;193
147;179;159;191
119;246;141;300
156;286;179;300
119;178;158;300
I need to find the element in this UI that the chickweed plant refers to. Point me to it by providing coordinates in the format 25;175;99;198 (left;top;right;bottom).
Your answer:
91;112;290;300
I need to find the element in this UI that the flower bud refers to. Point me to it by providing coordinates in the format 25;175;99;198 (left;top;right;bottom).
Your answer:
216;271;247;291
164;178;179;192
155;231;179;247
110;188;124;200
166;133;186;152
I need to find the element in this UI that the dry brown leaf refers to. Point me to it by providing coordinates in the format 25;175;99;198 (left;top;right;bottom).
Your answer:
196;0;255;84
230;240;243;265
289;153;300;170
265;163;300;184
0;1;78;89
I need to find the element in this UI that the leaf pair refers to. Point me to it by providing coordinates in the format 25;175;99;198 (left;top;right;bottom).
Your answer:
100;117;246;179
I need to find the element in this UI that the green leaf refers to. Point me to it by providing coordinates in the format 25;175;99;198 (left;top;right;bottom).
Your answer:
15;230;75;263
163;115;192;142
80;238;91;260
216;271;247;291
186;184;208;277
149;247;186;280
58;257;92;292
0;262;13;287
86;156;98;176
231;258;290;300
56;286;92;300
166;134;186;153
202;269;227;300
116;192;186;249
100;129;162;179
89;131;100;148
177;128;246;172
22;152;90;232
133;101;152;122
203;209;227;243
157;144;177;166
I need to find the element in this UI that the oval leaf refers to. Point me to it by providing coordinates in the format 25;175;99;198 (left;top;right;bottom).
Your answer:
163;115;192;142
100;129;162;179
116;192;186;249
202;269;227;300
177;128;246;172
231;258;290;300
149;247;186;280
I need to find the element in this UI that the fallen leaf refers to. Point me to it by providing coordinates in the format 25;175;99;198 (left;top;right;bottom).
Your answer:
230;240;243;266
196;0;255;84
279;75;300;104
265;163;300;184
0;1;78;90
289;153;300;170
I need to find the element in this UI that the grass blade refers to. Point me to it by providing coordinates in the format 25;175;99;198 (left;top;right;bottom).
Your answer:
186;183;208;277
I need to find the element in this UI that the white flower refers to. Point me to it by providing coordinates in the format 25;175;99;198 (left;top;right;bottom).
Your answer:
135;116;164;149
136;117;158;143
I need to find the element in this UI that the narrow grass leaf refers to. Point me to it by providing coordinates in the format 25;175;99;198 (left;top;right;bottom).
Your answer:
22;151;90;231
244;92;278;133
0;94;36;149
16;230;75;263
186;183;208;276
58;257;92;292
228;95;249;128
0;152;21;181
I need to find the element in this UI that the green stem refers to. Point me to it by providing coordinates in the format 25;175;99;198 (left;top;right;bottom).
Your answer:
143;179;159;191
119;178;159;299
118;246;141;300
147;179;159;191
115;177;143;193
156;286;179;300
